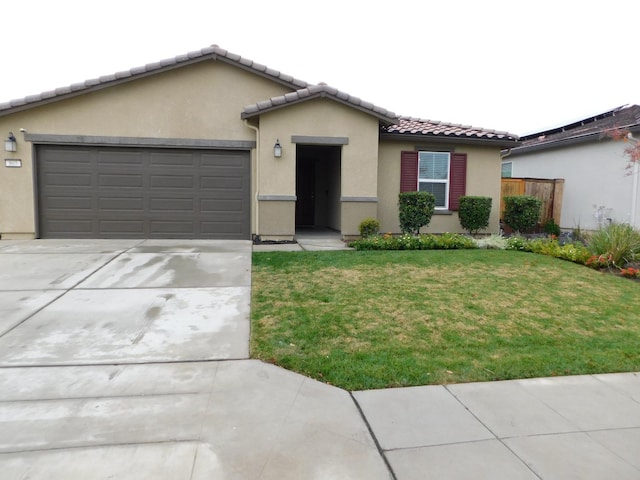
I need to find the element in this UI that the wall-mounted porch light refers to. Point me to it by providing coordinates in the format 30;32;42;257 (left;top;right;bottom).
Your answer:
273;139;282;158
4;132;17;152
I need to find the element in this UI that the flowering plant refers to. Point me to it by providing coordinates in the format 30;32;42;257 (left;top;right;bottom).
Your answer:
585;254;613;269
620;267;640;278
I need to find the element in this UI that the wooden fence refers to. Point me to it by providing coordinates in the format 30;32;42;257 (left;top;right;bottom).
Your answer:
500;178;564;227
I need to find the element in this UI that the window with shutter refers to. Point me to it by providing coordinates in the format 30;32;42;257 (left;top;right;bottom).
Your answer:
400;151;467;210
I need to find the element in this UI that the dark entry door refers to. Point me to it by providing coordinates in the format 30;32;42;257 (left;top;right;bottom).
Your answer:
296;159;315;226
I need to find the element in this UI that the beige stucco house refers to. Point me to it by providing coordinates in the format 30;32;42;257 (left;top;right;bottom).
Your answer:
0;45;518;241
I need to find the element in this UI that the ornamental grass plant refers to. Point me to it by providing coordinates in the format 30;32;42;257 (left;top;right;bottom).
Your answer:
587;223;640;266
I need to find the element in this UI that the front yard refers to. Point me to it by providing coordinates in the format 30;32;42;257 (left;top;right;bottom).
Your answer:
251;249;640;390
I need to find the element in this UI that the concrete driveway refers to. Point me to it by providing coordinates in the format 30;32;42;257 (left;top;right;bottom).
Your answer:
0;239;251;364
0;239;390;480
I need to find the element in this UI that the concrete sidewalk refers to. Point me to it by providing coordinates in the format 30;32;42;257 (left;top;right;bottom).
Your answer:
0;239;639;479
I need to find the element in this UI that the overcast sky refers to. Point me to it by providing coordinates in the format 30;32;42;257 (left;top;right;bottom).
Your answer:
2;0;638;135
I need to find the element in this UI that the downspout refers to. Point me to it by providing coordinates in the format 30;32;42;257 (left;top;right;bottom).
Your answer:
244;119;260;238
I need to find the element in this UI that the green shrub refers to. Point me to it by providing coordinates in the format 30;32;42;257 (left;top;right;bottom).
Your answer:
458;196;492;235
398;192;435;235
543;218;561;236
475;234;508;249
527;238;591;264
350;233;476;251
358;217;380;238
588;223;640;266
505;235;528;251
503;195;542;233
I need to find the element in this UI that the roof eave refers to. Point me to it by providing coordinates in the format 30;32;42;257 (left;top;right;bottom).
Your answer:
0;54;217;117
509;124;640;156
0;46;309;118
380;132;520;149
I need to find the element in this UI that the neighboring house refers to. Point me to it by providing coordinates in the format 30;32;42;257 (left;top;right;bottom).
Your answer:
504;105;640;231
0;45;518;241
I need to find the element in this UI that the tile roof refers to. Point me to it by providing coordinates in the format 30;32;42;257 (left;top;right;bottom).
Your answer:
512;104;640;154
241;83;398;123
0;45;309;115
383;117;519;145
0;44;520;147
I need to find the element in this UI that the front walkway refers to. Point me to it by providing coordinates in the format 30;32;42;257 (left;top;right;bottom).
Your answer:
253;227;352;252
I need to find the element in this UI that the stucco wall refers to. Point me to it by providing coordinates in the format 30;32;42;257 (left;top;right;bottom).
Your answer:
256;99;380;238
508;140;637;230
378;141;503;234
0;61;291;238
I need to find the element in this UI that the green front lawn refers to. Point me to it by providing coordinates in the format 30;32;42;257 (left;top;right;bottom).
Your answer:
251;250;640;390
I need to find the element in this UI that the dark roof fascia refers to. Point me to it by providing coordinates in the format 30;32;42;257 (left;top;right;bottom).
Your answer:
509;124;640;157
0;46;309;118
241;90;398;125
380;131;521;149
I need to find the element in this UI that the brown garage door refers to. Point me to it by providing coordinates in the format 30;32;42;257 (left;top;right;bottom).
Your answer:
36;145;250;239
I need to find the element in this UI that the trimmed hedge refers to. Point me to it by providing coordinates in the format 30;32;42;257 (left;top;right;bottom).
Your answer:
458;196;492;235
398;191;435;235
503;195;542;233
350;233;476;251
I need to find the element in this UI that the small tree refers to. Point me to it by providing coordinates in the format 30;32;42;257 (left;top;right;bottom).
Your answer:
503;195;542;234
458;196;492;236
398;191;435;235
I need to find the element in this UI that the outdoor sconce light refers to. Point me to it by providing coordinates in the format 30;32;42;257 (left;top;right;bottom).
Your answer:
273;139;282;158
4;132;17;152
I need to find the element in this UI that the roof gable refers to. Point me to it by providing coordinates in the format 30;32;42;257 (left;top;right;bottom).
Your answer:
241;83;398;124
0;45;309;116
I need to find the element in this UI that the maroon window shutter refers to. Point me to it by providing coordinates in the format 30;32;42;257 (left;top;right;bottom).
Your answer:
400;151;418;192
448;153;467;211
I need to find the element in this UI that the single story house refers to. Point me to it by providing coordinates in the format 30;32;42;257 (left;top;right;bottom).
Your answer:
0;45;519;241
504;105;640;231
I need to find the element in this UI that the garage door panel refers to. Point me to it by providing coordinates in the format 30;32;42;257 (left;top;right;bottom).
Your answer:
150;198;195;212
44;173;93;187
200;199;244;212
200;152;246;167
150;152;196;167
37;145;250;239
97;151;145;167
99;173;145;188
150;175;195;189
46;195;94;210
150;220;196;234
99;220;145;234
99;197;145;211
200;176;244;190
201;221;245;234
47;219;95;234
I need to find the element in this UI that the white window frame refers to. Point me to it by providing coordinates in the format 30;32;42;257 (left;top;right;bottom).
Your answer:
418;151;450;209
501;162;513;178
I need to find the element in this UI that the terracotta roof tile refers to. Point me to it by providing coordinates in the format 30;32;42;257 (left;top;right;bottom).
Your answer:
384;117;519;143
